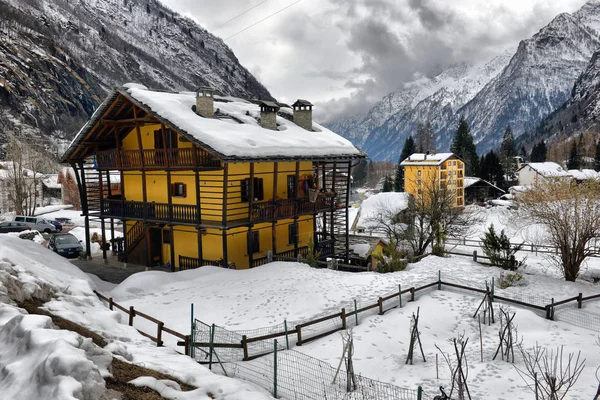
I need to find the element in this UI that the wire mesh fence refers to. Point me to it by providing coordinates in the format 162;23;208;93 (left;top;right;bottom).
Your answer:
554;308;600;332
206;333;424;400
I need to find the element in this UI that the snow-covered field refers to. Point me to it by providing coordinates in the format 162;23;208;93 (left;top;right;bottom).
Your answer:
107;254;600;399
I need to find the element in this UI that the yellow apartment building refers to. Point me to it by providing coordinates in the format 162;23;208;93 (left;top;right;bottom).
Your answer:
62;85;364;270
400;153;465;207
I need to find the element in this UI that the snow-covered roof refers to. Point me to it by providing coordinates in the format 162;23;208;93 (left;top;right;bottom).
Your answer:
65;85;363;162
42;174;60;189
400;153;456;166
463;177;505;193
568;169;600;180
356;192;410;231
521;162;571;178
0;161;38;180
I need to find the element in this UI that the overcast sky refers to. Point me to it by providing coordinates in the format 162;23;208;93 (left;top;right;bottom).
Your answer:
160;0;588;123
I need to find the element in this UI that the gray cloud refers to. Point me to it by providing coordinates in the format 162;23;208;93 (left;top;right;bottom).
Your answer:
160;0;588;123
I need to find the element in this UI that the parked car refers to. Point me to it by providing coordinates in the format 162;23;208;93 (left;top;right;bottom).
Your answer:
0;221;31;233
48;233;84;258
47;220;63;231
12;216;58;233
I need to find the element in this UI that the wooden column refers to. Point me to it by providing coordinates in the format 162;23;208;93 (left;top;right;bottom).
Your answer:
99;168;107;263
248;163;255;268
133;106;147;211
345;161;352;263
161;124;175;270
313;162;319;245
222;163;229;268
106;171;116;256
331;161;337;243
272;162;278;256
76;161;92;260
294;161;300;257
195;148;204;264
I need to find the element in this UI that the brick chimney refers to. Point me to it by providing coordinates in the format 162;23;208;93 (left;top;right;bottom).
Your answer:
292;99;313;131
195;86;214;118
258;101;280;130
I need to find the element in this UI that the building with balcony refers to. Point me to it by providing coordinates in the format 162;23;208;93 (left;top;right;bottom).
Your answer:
62;84;364;270
400;153;465;207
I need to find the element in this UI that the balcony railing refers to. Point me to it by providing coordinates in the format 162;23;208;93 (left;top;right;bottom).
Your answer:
96;148;221;170
101;196;332;225
251;196;331;223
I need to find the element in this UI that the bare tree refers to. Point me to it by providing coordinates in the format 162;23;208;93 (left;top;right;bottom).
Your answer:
415;121;436;154
595;337;600;400
514;344;585;400
403;173;477;256
363;197;410;243
518;179;600;281
435;333;471;400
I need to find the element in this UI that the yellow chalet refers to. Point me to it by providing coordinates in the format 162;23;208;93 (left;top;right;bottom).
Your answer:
62;84;364;270
400;152;465;207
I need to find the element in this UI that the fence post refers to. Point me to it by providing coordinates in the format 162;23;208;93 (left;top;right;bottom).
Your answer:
491;277;495;301
417;386;423;400
354;299;359;325
157;321;164;347
267;250;273;263
209;323;215;369
284;320;289;350
341;308;347;329
273;340;278;398
128;306;135;326
109;297;114;310
378;297;384;315
296;325;302;346
242;335;249;360
473;250;478;263
510;255;515;269
438;270;441;290
551;298;555;320
398;284;402;308
577;293;583;309
190;303;195;358
410;287;415;302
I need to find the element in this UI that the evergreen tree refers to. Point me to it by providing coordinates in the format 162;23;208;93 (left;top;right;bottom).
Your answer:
480;150;504;186
352;158;368;187
500;126;516;179
567;141;580;170
382;175;393;192
450;117;479;176
415;121;436;153
520;145;527;159
394;136;416;192
530;142;547;162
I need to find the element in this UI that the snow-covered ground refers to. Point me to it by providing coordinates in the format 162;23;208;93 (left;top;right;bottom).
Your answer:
0;235;274;399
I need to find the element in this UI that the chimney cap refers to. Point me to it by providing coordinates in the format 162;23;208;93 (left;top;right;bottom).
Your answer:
196;86;214;97
258;100;281;111
292;99;313;109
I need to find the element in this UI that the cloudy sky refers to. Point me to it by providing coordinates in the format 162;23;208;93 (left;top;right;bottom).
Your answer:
160;0;588;123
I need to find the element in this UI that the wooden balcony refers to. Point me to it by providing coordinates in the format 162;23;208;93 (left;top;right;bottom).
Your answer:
95;148;221;170
101;196;333;226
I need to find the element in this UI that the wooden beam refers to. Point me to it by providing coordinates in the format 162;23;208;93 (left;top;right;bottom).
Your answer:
294;161;300;258
222;163;229;268
272;162;278;256
134;106;148;211
248;162;254;268
345;161;352;263
82;141;115;147
102;116;158;125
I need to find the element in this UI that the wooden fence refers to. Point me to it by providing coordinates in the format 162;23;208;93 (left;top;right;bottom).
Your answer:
193;275;600;362
93;290;192;355
446;237;600;257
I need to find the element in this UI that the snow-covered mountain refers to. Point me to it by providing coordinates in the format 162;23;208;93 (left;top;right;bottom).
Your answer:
329;0;600;161
0;0;271;154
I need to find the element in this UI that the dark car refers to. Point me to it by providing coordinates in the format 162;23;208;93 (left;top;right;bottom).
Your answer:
0;221;31;233
54;217;73;225
47;220;63;231
48;233;84;258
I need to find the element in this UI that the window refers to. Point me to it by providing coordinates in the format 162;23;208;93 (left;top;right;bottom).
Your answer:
417;170;422;177
287;175;297;198
417;180;421;186
241;178;264;202
162;229;171;244
171;182;187;197
288;223;297;245
248;231;260;254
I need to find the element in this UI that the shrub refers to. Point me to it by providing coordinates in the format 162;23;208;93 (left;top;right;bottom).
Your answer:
481;224;526;270
303;236;321;268
497;271;526;288
374;241;408;273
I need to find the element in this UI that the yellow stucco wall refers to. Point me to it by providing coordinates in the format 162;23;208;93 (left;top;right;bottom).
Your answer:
119;123;318;270
403;155;465;207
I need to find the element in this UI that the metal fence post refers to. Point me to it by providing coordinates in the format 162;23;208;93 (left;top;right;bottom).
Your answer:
473;250;478;263
273;339;278;398
209;323;215;370
438;270;441;290
284;320;290;350
398;284;402;308
417;386;423;400
491;277;495;301
190;303;195;358
354;299;359;325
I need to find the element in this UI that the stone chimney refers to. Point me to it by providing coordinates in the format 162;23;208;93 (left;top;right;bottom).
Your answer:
258;101;280;130
292;99;313;131
195;86;214;118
